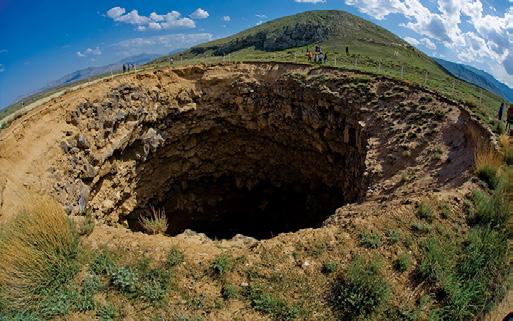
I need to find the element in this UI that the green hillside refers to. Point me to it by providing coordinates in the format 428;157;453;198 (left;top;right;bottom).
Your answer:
153;10;504;132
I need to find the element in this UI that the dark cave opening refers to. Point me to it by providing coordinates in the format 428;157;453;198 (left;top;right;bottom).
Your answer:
127;175;344;240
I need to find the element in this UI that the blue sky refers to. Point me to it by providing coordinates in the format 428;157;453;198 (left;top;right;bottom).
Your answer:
0;0;512;108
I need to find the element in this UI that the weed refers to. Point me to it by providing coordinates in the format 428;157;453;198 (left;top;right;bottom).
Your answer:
136;262;171;303
245;286;300;321
140;207;168;235
91;251;117;276
96;302;118;321
78;211;95;236
440;203;452;219
322;262;338;274
394;253;412;272
331;256;390;320
418;237;456;285
167;247;185;268
411;222;432;234
211;254;233;278
417;201;434;222
111;266;138;294
386;229;402;244
470;189;510;229
0;198;81;316
358;231;383;249
221;283;239;300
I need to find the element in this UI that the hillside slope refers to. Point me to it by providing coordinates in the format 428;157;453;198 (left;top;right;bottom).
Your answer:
435;58;513;102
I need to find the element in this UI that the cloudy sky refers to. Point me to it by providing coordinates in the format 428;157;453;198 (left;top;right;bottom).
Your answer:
0;0;511;108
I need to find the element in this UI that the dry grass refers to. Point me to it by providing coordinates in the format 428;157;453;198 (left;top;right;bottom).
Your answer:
499;134;513;166
474;145;504;189
139;207;168;235
0;197;80;312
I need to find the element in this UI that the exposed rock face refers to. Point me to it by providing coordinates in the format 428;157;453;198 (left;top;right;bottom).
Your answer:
50;63;482;239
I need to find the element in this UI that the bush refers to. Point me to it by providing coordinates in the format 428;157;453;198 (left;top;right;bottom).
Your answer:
0;199;81;316
411;222;432;234
211;254;233;278
331;256;390;320
96;302;117;321
418;237;456;285
78;211;95;236
135;260;171;303
358;231;383;249
139;207;168;235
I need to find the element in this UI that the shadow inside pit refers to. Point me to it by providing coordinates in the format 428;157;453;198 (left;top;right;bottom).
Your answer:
126;175;343;240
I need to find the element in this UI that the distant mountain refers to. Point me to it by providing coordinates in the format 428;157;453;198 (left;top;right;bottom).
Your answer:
41;53;161;91
434;58;513;102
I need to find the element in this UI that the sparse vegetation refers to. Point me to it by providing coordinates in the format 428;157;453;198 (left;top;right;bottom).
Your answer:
139;207;168;235
322;262;338;274
211;254;233;278
417;201;434;222
394;253;412;272
474;146;503;189
245;285;300;321
331;256;390;320
358;231;383;249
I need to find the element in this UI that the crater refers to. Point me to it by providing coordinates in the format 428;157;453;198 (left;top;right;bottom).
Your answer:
51;63;481;240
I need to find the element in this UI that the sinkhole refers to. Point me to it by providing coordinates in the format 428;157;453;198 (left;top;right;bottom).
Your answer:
123;81;367;240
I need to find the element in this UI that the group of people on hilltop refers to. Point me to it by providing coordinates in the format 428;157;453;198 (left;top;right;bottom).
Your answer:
498;102;513;135
306;45;328;64
122;64;136;73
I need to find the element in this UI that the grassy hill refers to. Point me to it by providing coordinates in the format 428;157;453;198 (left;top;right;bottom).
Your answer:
152;10;505;131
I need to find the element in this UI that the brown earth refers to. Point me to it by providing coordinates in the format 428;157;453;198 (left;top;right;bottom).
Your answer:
0;62;507;320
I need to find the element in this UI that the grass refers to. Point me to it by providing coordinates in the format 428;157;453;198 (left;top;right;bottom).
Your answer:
331;256;390;320
245;285;301;321
474;146;503;189
211;254;234;278
322;262;338;274
0;198;81;317
417;201;434;222
139;207;168;235
394;253;412;272
358;231;383;249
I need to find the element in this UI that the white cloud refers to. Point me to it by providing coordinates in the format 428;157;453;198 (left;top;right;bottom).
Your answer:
404;36;420;45
256;14;267;19
256;20;265;26
114;33;213;56
223;16;231;22
0;64;4;73
190;8;209;20
344;0;513;87
420;37;437;50
106;7;195;31
76;47;102;58
294;0;326;3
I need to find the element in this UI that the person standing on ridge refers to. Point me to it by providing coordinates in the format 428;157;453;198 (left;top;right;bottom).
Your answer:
507;103;513;134
122;64;126;73
498;102;505;121
324;52;328;64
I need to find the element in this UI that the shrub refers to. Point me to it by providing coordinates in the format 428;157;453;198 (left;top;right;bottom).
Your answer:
0;199;81;316
91;251;117;276
440;203;452;219
358;231;383;249
111;266;138;293
331;256;390;320
139;207;168;235
211;254;233;278
322;262;338;274
394;253;412;272
136;261;171;303
417;201;434;222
